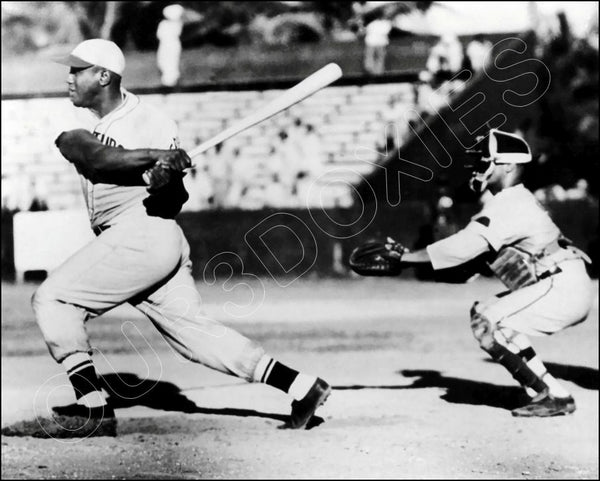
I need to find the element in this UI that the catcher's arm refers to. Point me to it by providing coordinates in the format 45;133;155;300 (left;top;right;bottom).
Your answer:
401;248;432;265
349;227;492;277
55;129;190;187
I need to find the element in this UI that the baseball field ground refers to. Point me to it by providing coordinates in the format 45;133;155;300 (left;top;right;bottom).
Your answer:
1;276;598;479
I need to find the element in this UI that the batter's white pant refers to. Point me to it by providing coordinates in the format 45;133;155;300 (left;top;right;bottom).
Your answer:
474;258;593;336
32;217;265;381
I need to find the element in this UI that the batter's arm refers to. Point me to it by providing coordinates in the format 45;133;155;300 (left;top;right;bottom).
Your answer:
55;129;189;185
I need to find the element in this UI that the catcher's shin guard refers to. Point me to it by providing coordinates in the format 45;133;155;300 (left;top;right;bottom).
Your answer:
470;303;548;393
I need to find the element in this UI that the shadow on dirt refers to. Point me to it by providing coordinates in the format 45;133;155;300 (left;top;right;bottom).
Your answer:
535;362;598;391
334;370;526;410
99;373;324;429
333;362;598;411
481;360;599;390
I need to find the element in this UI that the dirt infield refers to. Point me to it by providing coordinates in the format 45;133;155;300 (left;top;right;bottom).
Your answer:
1;277;598;479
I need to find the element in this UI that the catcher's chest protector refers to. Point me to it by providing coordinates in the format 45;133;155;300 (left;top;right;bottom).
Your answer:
487;246;538;291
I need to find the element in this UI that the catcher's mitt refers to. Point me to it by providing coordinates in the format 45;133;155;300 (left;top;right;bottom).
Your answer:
349;237;407;276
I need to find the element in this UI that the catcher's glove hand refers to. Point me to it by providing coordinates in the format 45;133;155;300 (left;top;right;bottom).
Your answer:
349;237;408;276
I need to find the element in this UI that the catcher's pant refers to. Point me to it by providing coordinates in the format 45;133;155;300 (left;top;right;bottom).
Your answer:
32;216;264;381
474;258;593;336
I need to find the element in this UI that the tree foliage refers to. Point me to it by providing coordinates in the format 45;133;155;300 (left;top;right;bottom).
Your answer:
528;13;599;195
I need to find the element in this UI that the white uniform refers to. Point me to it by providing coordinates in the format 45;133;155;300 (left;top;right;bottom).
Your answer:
33;90;265;381
427;184;593;336
156;18;183;87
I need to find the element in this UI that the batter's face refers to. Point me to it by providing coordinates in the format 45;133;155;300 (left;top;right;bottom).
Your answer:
67;66;103;108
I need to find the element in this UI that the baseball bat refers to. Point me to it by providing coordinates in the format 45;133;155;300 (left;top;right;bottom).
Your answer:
143;63;343;185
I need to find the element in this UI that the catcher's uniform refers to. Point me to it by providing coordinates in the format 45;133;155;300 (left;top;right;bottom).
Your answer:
426;184;593;336
33;89;265;379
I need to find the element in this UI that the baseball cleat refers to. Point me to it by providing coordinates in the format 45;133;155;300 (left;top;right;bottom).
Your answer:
288;377;331;429
511;390;576;417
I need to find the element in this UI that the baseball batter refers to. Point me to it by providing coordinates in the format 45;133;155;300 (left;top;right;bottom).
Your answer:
8;39;330;438
350;129;593;417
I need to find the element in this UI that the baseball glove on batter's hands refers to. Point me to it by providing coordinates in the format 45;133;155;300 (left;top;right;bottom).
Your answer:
349;237;407;276
143;162;174;190
143;149;192;189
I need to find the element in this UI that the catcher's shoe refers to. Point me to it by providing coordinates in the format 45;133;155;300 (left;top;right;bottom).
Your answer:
511;390;576;417
1;404;117;438
288;378;331;429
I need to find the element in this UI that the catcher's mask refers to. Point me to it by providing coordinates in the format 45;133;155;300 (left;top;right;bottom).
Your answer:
465;129;532;193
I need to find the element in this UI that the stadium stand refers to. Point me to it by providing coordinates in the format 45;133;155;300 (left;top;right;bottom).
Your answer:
2;81;425;212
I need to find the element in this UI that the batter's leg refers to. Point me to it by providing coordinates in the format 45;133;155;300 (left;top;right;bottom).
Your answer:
133;239;330;428
31;221;182;409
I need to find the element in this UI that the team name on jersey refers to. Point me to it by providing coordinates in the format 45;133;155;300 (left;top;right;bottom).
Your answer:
93;131;122;148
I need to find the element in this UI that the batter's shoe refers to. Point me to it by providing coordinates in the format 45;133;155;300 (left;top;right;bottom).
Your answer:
288;378;331;429
511;390;576;417
1;404;117;438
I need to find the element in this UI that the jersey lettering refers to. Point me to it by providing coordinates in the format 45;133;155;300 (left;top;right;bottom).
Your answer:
93;131;122;148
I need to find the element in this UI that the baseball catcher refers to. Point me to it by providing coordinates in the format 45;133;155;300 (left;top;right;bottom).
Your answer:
350;129;593;417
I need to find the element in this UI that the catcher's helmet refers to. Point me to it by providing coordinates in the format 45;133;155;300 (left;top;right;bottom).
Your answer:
466;129;532;193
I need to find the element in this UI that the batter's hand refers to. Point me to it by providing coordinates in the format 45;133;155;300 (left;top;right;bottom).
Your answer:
143;149;192;186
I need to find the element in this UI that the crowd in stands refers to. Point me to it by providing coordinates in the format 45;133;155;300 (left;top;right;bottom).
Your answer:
182;118;327;211
3;15;595;217
0;33;510;217
416;34;494;121
1;175;49;214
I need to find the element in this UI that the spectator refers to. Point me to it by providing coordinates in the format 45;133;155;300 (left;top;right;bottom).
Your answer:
156;4;184;87
375;129;396;158
466;34;493;73
350;1;368;35
209;143;233;209
28;180;49;211
565;179;591;201
273;130;303;196
288;117;305;149
425;34;464;84
378;96;413;142
293;124;325;208
301;124;325;177
3;173;32;213
363;13;393;75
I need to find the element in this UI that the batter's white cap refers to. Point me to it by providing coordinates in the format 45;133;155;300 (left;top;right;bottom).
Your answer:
53;39;125;76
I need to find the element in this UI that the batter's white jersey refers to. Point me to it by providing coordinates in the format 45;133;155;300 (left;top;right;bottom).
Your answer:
65;89;180;230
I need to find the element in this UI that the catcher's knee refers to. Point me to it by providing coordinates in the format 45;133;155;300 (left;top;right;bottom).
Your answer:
470;302;497;351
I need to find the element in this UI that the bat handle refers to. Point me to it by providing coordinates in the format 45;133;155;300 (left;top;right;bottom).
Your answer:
142;163;196;186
